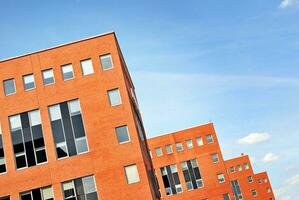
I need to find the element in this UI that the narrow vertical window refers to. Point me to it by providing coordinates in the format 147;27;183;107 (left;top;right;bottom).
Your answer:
206;134;214;144
125;164;140;184
186;139;193;149
237;164;242;171
231;180;243;200
196;137;203;146
23;74;35;90
9;110;47;169
211;153;219;163
248;176;253;183
0;123;7;173
80;59;94;76
175;142;183;152
155;147;162;157
115;125;130;144
61;64;74;80
107;88;122;106
181;159;203;190
3;79;16;96
100;54;113;70
217;173;225;183
223;193;230;200
244;163;249;170
251;189;257;197
42;69;55;85
160;164;182;196
230;166;235;173
165;144;173;154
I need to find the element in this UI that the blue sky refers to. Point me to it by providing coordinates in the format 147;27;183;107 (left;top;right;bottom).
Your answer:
0;0;298;199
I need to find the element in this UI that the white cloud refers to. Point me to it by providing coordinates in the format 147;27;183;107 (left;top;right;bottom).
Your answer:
262;153;280;163
275;174;299;199
237;132;271;144
279;0;299;8
286;173;299;186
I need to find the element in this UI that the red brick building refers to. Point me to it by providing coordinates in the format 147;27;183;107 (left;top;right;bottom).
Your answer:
148;123;275;200
0;32;159;200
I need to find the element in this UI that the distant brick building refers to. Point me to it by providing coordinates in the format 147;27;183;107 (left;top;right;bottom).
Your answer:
148;123;275;200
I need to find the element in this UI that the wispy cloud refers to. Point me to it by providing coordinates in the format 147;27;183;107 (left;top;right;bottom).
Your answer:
262;153;280;163
237;132;271;144
275;173;299;199
286;173;299;185
279;0;299;8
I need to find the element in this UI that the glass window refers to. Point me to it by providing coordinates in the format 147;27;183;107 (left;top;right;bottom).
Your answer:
166;144;173;154
28;110;41;126
176;142;183;152
0;196;10;200
237;164;242;171
252;189;257;197
258;179;262;184
49;104;62;121
107;88;122;106
206;134;214;144
3;79;16;96
186;139;193;149
155;147;162;157
68;99;81;115
23;74;35;90
20;186;53;200
230;166;235;173
211;153;219;163
267;187;271;193
115;125;130;144
196;137;203;146
160;164;182;196
61;64;74;80
81;59;94;76
223;193;230;200
125;164;140;184
264;178;268;183
217;173;225;183
100;54;113;70
41;186;54;200
244;163;249;170
248;176;253;183
42;69;55;85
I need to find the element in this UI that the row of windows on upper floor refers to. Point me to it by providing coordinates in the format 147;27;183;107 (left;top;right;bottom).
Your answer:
228;163;250;174
2;54;113;96
0;164;142;200
151;134;214;158
0;89;129;174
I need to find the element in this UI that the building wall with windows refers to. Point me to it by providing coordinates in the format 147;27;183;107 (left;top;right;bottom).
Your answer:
254;172;275;200
0;32;159;200
148;123;234;200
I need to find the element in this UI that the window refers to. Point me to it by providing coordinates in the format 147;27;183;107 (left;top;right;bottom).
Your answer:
80;59;94;76
23;74;35;90
211;153;219;163
9;110;47;169
42;69;55;85
20;186;54;200
258;179;262;184
267;187;271;193
196;137;203;146
264;178;268;183
230;166;235;173
107;88;122;106
252;189;257;197
48;99;88;159
100;54;113;70
125;164;140;184
231;180;243;200
217;173;225;183
223;193;230;200
176;142;183;152
155;147;162;157
160;164;182;196
181;159;203;190
237;164;242;172
248;176;253;183
244;163;249;170
61;64;74;80
0;196;10;200
3;79;16;96
62;175;98;200
165;144;173;154
206;134;214;144
186;139;193;149
0;123;7;173
115;125;130;144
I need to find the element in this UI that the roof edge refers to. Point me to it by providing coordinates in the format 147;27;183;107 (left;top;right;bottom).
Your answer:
0;31;115;63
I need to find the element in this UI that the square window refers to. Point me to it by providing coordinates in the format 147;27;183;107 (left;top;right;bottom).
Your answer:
230;166;235;173
23;74;35;90
107;88;122;106
206;134;214;144
3;79;16;96
100;54;113;70
115;125;130;144
155;147;162;157
196;137;203;146
248;176;253;183
75;137;88;154
217;173;225;183
82;176;97;193
211;153;219;163
61;64;74;80
165;144;173;154
258;179;262;184
42;69;55;85
186;181;193;191
252;189;257;197
186;139;193;149
41;186;54;200
125;164;140;184
176;142;183;152
264;178;268;183
267;187;271;193
81;59;94;76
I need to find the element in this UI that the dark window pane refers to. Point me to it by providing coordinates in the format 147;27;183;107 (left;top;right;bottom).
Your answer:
183;171;191;182
36;149;47;163
173;173;180;185
0;196;10;200
51;120;65;143
115;126;130;143
162;175;170;188
57;146;68;158
72;115;85;138
44;77;54;85
12;130;24;153
0;137;3;149
32;189;42;200
0;164;6;173
24;139;36;167
193;167;201;179
74;178;85;200
21;193;32;200
16;155;27;169
32;125;44;148
0;148;4;158
3;79;16;95
86;192;98;200
64;189;75;198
